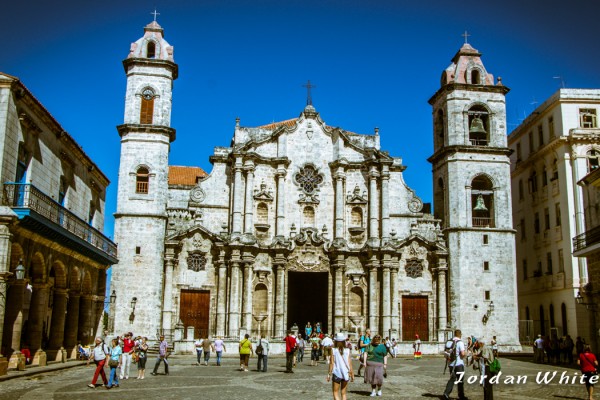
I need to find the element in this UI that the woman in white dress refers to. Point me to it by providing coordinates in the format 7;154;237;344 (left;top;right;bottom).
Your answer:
327;333;354;400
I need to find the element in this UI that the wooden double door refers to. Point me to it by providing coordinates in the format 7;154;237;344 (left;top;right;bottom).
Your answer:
402;295;429;341
180;290;210;339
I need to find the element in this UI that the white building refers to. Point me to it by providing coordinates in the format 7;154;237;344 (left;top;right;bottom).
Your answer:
508;89;600;343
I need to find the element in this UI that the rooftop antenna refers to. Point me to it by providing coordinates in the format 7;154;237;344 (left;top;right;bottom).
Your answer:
553;76;566;89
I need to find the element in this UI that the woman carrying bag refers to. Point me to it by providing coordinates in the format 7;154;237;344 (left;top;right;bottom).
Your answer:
327;333;354;400
106;338;122;389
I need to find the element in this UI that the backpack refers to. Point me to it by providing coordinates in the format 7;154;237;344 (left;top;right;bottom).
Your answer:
256;339;264;356
312;340;319;349
445;339;461;362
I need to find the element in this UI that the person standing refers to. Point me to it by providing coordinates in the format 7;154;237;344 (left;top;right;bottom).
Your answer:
285;331;297;373
106;338;122;389
151;335;169;376
565;335;575;364
363;334;388;397
120;332;134;380
578;345;598;400
315;322;322;335
202;336;213;366
305;322;313;339
297;333;305;363
533;334;544;363
256;335;270;372
214;336;226;366
310;333;321;366
322;334;334;364
87;337;109;389
327;333;354;400
443;329;466;400
194;337;203;366
136;337;148;379
356;329;371;377
413;334;422;360
239;333;253;371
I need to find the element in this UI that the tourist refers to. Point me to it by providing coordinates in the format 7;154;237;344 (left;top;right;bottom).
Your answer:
285;330;297;373
305;322;313;338
297;333;305;363
578;345;598;400
120;332;135;380
136;337;148;379
194;337;203;365
256;335;269;372
533;334;544;363
413;334;422;360
491;336;498;357
356;329;371;377
390;338;398;358
106;338;122;389
576;336;585;357
202;336;213;366
442;329;466;400
315;322;322;335
151;335;169;376
363;334;388;397
239;333;253;371
477;339;496;400
214;336;226;366
327;332;354;400
292;330;298;367
565;335;575;364
87;337;109;389
310;333;321;366
322;334;334;364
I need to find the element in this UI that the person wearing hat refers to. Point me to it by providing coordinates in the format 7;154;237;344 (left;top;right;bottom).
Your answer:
327;333;354;400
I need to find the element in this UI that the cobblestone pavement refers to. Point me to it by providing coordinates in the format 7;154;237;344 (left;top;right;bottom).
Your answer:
0;355;594;399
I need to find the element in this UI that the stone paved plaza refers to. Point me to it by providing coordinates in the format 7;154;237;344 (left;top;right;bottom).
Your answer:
0;355;594;400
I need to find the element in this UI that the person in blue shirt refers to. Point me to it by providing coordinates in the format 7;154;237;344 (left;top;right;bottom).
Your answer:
107;338;122;389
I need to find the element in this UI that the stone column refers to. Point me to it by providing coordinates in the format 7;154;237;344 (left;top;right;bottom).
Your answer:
242;263;254;331
244;163;255;234
275;167;286;236
334;169;345;239
437;259;448;338
228;259;241;337
381;260;391;335
63;292;80;358
274;260;286;337
162;258;175;335
47;288;68;360
368;165;380;241
0;274;8;375
333;257;345;332
216;262;227;337
7;281;26;370
390;265;400;335
381;165;390;240
368;259;378;333
77;294;93;347
28;283;49;366
232;157;244;234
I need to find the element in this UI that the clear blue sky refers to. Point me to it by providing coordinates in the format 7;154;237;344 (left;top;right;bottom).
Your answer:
3;0;600;239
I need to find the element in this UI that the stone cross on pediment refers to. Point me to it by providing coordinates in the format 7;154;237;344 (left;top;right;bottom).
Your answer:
253;180;274;202
346;185;367;204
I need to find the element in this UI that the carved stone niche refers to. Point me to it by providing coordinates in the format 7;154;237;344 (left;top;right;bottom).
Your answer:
348;273;364;286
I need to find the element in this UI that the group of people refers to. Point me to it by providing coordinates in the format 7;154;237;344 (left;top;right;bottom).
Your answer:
533;333;580;365
193;336;226;366
87;332;169;390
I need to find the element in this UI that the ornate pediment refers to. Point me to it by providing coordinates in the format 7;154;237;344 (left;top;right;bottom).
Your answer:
346;185;367;204
402;241;428;260
287;242;330;272
253;180;274;202
410;215;443;243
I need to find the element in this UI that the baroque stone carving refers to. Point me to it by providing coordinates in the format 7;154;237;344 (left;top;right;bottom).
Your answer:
187;252;207;272
190;186;206;203
408;195;423;213
405;259;423;278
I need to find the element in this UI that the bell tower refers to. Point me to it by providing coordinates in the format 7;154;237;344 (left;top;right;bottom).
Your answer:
428;42;520;349
112;20;177;336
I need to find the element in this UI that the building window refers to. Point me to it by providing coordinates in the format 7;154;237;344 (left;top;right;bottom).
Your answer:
471;175;494;228
538;125;544;147
551;159;559;181
548;116;555;138
542;167;548;187
471;69;481;84
536;261;543;277
549;304;555;327
483;261;489;271
516;142;522;163
544;208;550;230
528;131;534;153
147;41;156;59
534;212;540;234
405;259;423;279
351;207;363;227
435;110;445;147
529;170;538;193
522;259;528;280
256;202;268;224
520;218;526;241
187;252;207;272
525;306;530;320
58;176;67;206
140;88;155;124
587;149;599;172
303;206;315;227
558;249;564;272
294;164;324;194
518;179;524;201
555;203;561;226
468;105;489;146
135;246;141;255
88;201;95;225
546;252;553;274
136;167;150;194
580;108;597;128
483;234;489;245
484;290;491;301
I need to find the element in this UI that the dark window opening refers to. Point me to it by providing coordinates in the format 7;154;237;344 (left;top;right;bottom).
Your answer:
147;42;156;59
471;175;494;228
135;246;141;255
136;167;150;194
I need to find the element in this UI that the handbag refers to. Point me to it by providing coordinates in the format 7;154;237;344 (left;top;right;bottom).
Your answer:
108;359;119;368
489;358;501;373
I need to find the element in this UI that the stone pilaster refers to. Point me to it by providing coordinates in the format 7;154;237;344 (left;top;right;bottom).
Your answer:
162;258;175;334
0;273;9;375
244;162;255;234
334;168;345;239
333;256;345;332
47;288;68;360
368;165;380;241
390;264;400;335
242;261;254;330
381;165;390;240
232;157;244;234
368;257;379;333
28;283;49;366
228;256;241;337
275;167;287;236
216;255;227;337
436;258;448;339
381;258;391;335
77;294;93;348
63;292;80;358
274;257;286;338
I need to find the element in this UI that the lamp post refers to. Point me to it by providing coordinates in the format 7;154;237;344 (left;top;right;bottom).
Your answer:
129;297;137;323
105;290;116;335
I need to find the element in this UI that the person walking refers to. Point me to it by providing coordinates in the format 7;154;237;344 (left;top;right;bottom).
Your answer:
239;333;253;371
310;333;321;366
443;329;466;400
322;334;334;364
285;330;297;373
214;336;226;366
356;329;371;377
297;333;305;363
136;337;148;379
151;335;169;376
578;345;598;400
120;332;135;380
363;334;388;397
87;337;109;388
201;336;213;366
106;338;122;389
194;337;203;366
327;333;354;400
256;335;270;372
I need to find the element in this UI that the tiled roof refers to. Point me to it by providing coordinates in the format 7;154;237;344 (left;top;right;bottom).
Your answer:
256;118;297;130
168;166;207;186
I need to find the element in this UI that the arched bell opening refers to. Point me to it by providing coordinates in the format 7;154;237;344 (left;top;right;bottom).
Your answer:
471;175;494;228
468;105;490;146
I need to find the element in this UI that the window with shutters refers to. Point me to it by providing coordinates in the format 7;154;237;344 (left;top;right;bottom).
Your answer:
136;167;149;194
580;109;597;128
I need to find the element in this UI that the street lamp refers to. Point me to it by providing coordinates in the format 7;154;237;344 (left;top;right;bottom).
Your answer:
15;262;25;281
576;290;596;310
482;301;495;324
129;297;137;323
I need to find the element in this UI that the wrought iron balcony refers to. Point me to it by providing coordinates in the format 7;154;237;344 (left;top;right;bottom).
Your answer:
3;183;118;265
573;225;600;257
472;217;494;228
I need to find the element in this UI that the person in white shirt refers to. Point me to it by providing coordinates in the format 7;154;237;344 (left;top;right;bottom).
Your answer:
322;334;334;365
256;336;270;372
534;334;544;363
194;338;203;366
443;329;466;400
327;333;354;400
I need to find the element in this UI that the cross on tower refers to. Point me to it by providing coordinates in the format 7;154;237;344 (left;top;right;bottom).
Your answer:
151;9;160;22
462;30;471;44
302;80;316;106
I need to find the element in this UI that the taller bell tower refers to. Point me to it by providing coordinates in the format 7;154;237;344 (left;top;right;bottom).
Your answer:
428;42;520;349
112;20;177;336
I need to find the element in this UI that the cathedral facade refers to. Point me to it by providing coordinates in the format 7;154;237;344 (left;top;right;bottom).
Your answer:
111;21;521;351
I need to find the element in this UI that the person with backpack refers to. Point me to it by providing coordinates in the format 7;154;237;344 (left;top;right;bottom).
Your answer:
356;329;371;377
256;335;269;372
443;329;467;400
239;333;253;372
476;339;497;400
87;336;109;388
310;333;321;366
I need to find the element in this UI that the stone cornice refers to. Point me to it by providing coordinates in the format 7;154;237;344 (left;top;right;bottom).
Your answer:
428;145;512;164
117;124;176;142
122;58;179;80
428;83;510;106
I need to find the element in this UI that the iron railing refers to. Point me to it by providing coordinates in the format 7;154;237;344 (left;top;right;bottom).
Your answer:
573;225;600;253
472;217;494;228
3;183;117;259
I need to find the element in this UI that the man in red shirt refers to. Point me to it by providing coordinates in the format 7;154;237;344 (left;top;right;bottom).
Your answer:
120;332;135;379
284;331;297;373
578;345;598;400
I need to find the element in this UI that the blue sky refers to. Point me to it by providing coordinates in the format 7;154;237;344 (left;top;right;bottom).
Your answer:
3;0;600;240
